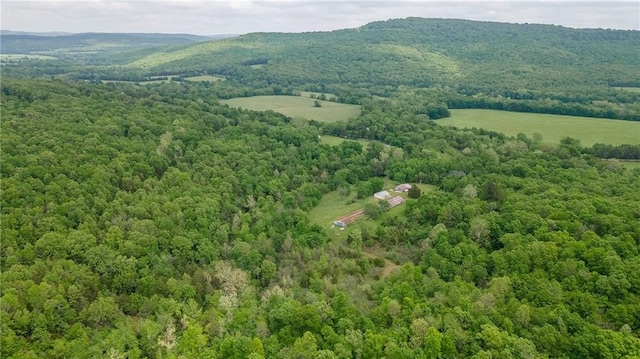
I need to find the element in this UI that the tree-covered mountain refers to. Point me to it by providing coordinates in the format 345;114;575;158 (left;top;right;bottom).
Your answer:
127;18;640;91
2;78;640;358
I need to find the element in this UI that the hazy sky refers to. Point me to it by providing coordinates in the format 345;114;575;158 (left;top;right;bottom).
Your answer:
2;1;639;35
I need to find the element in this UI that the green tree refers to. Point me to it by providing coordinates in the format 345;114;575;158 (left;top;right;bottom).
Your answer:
178;323;208;358
80;296;120;328
408;185;422;198
364;203;383;220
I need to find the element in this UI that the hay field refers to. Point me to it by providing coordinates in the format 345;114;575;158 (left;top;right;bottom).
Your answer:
440;109;639;146
221;96;361;122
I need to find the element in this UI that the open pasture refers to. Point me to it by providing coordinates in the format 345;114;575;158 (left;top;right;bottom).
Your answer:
308;190;376;232
319;135;370;147
620;161;640;170
613;87;640;94
101;75;180;84
184;75;225;82
221;95;360;122
440;109;640;146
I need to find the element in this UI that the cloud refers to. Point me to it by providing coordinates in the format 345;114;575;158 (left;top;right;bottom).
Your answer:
1;0;638;35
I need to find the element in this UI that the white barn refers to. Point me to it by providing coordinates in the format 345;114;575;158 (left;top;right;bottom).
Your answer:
374;190;391;200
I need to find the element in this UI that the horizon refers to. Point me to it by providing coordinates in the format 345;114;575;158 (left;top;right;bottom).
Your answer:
2;16;639;38
2;1;639;36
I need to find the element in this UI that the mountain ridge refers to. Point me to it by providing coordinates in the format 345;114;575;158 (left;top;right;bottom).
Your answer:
123;17;639;92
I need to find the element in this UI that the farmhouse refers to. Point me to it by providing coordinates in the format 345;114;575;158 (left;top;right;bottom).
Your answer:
395;183;412;192
374;190;391;200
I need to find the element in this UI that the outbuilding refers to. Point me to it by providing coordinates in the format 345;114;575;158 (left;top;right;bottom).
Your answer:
374;190;391;200
395;183;412;192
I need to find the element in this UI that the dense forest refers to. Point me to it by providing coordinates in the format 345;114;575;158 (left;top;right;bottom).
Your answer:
124;18;640;90
2;76;639;358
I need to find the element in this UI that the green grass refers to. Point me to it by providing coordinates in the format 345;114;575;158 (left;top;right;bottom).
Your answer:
613;87;640;93
101;75;180;85
220;95;361;122
620;161;640;169
415;183;438;193
102;79;171;84
319;135;370;147
309;191;377;231
184;75;225;82
440;109;640;146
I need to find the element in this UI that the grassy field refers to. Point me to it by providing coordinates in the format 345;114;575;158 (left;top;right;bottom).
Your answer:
319;135;370;147
184;75;225;82
440;109;640;146
309;191;378;231
102;79;172;84
620;161;640;170
220;95;361;122
613;87;640;93
101;75;180;85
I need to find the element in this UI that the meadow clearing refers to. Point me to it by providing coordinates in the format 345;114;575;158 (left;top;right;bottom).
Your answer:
184;75;225;82
220;95;361;122
319;135;370;147
614;87;640;93
101;75;180;84
440;109;640;146
619;161;640;170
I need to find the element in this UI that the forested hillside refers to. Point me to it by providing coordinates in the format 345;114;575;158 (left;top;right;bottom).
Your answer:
3;18;640;120
128;18;640;90
2;78;639;358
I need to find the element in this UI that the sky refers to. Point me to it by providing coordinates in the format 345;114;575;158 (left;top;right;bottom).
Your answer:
1;0;639;35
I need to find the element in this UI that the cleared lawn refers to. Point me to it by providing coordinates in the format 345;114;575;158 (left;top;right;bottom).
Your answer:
309;190;377;231
614;87;640;93
440;109;640;146
319;135;370;147
102;79;172;84
415;183;438;193
221;95;360;122
620;161;640;170
184;75;225;82
101;75;180;85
